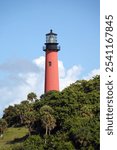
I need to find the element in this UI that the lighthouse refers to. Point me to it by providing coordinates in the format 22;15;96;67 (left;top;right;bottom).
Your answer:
43;30;60;93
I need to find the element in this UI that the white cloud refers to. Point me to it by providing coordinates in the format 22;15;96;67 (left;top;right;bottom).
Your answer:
83;69;100;80
0;57;45;117
58;60;65;78
0;56;99;117
59;65;82;90
33;56;45;70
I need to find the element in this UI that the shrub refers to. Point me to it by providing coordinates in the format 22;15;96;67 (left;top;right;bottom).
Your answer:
11;144;24;150
23;135;44;150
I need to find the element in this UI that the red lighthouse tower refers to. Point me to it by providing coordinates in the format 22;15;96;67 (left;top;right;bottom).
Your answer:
43;30;60;93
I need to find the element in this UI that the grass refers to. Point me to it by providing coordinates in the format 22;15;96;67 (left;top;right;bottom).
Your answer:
0;127;28;150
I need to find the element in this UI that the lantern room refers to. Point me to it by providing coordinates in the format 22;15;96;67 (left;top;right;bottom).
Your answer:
46;29;57;43
43;29;60;51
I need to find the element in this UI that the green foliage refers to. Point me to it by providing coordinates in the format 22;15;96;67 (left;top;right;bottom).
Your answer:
11;144;24;150
43;134;75;150
23;135;44;150
27;92;37;102
40;105;54;115
3;106;20;127
2;75;100;150
69;118;99;149
0;119;7;135
40;105;56;145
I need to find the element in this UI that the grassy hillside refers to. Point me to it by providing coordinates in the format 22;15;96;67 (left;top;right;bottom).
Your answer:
0;127;28;150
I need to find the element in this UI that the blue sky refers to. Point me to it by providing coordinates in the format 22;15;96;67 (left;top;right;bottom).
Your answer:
0;0;99;116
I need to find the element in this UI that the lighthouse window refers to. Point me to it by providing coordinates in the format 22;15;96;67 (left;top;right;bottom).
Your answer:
49;61;52;66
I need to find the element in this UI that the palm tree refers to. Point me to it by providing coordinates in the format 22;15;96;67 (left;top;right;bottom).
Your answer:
27;92;37;103
15;102;36;135
15;102;29;125
40;105;56;144
23;110;37;136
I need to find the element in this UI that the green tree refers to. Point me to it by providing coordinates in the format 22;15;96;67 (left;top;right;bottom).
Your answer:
23;109;37;136
0;119;7;138
40;105;56;143
27;92;37;102
23;135;44;150
16;102;37;136
15;102;29;125
3;105;19;127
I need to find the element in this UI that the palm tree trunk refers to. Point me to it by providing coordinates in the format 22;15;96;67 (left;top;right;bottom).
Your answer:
28;125;31;136
20;114;24;124
49;129;50;136
45;138;46;144
45;125;48;144
46;125;48;136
